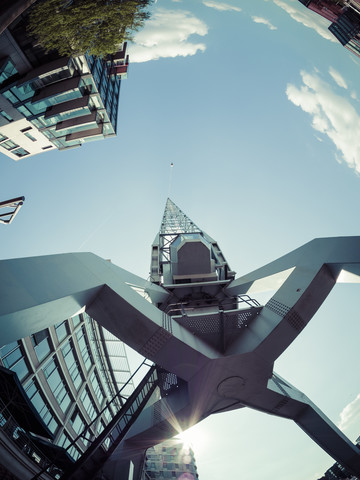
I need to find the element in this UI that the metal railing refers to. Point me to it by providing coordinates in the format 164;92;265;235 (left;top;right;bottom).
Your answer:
61;362;158;480
0;399;60;479
30;360;154;480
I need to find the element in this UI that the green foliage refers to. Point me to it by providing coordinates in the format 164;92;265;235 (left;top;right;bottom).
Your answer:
28;0;151;57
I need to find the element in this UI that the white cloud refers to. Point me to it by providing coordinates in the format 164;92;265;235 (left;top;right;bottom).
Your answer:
202;1;241;12
128;9;208;63
328;66;348;89
251;16;277;30
286;70;360;174
270;0;337;42
337;394;360;431
351;91;358;100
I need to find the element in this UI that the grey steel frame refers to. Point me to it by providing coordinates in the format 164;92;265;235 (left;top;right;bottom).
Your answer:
0;196;24;224
0;236;360;477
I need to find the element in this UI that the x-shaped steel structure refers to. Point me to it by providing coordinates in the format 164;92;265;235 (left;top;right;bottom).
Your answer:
1;199;360;479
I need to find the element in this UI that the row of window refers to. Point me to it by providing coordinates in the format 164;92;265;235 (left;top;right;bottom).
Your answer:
147;462;196;472
146;472;196;479
3;70;115;128
86;53;120;126
0;136;29;157
0;315;122;460
0;125;53;157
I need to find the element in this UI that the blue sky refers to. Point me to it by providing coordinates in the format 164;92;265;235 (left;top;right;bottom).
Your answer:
1;0;360;478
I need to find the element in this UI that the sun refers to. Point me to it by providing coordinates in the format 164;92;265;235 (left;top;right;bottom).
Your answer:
175;424;208;455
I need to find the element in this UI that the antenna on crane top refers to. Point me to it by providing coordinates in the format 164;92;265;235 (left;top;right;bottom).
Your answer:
168;162;174;197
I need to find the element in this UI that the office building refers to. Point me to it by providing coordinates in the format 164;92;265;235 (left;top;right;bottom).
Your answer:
329;8;360;57
0;12;129;161
298;0;344;22
144;439;199;480
298;0;360;57
0;312;134;479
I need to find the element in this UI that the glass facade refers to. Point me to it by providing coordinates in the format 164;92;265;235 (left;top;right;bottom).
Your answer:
0;46;126;155
0;311;134;472
145;441;199;480
329;9;360;58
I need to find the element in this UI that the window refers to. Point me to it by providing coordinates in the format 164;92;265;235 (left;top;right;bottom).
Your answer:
0;341;29;381
12;147;30;158
24;131;37;142
0;58;17;86
43;358;71;413
57;432;81;460
11;83;35;102
76;326;93;371
0;110;13;122
90;370;105;406
42;130;55;139
31;329;51;362
0;139;18;150
17;105;32;117
30;118;43;128
55;320;68;343
72;314;82;328
42;145;53;150
80;387;97;421
62;340;83;390
97;419;105;435
69;409;92;446
26;381;58;434
2;90;18;105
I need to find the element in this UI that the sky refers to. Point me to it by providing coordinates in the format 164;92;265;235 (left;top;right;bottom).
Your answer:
1;0;360;479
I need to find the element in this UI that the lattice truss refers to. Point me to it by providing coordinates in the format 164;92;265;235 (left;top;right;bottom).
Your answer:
159;198;201;263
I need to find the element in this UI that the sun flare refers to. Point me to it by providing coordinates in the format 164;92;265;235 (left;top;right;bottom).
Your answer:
175;425;208;454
